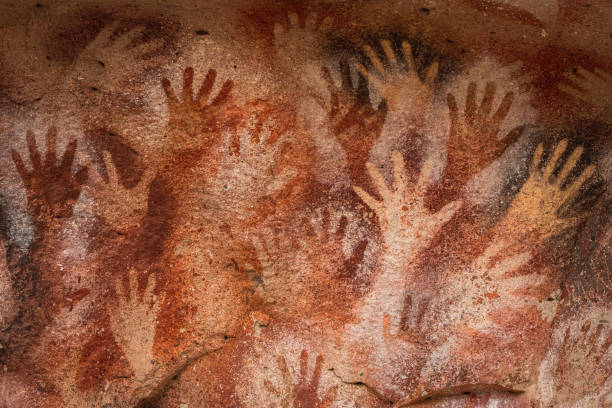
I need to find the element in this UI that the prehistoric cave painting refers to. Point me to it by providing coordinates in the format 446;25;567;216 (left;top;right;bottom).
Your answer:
86;150;156;234
159;66;234;166
441;81;522;199
11;127;88;235
316;60;386;186
263;350;337;408
107;268;162;382
70;21;167;94
537;308;612;407
0;1;610;408
356;39;439;124
273;12;334;84
501;138;595;241
558;67;612;124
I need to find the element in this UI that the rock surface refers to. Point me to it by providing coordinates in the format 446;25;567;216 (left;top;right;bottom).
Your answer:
0;0;610;407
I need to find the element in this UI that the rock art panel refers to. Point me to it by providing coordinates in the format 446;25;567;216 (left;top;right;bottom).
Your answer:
0;0;610;407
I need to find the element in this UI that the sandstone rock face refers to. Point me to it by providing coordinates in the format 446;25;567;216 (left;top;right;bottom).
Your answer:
0;1;610;407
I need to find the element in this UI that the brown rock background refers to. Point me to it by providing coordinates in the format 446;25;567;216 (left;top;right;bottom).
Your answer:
0;0;610;406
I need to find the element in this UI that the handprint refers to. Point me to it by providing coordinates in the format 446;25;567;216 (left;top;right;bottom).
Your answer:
263;350;337;408
161;66;233;154
273;12;333;70
444;82;523;188
86;151;156;234
382;295;429;345
503;139;595;241
559;67;612;123
72;21;166;93
303;208;368;280
355;39;439;115
11;127;88;233
353;151;462;256
213;109;297;220
108;269;161;382
316;61;386;183
432;240;545;334
540;315;612;407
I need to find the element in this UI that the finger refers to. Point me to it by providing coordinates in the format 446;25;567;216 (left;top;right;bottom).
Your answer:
308;88;327;110
144;273;156;303
182;67;194;104
477;82;496;120
424;61;439;88
382;314;393;338
91;20;121;48
60;139;77;173
495;126;523;156
128;268;139;298
73;166;88;189
161;77;178;107
288;12;299;28
321;67;338;111
102;150;119;186
196;69;217;106
88;166;106;187
305;12;317;31
563;164;595;202
543;138;568;179
45;127;57;167
576;66;599;82
366;161;392;201
336;215;348;239
587;323;604;355
319;16;333;32
267;168;297;194
363;45;386;78
380;39;397;67
555;145;583;186
355;62;383;94
273;22;284;39
139;166;157;187
353;185;381;212
299;349;308;379
530;142;544;174
490;91;514;131
417;156;435;191
465;82;477;124
447;93;459;128
210;80;233;107
401;41;416;72
392;150;408;195
434;200;463;229
311;354;323;389
129;38;165;56
558;84;586;101
251;235;269;267
113;25;146;50
489;252;532;279
11;150;31;187
26;131;42;171
115;274;126;300
355;67;370;102
339;59;352;92
593;67;612;81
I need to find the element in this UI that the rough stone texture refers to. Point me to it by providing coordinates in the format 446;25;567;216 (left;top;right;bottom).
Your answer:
0;0;610;407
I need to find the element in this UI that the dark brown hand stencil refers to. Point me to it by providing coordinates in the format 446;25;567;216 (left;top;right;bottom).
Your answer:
444;82;523;189
12;127;88;233
318;61;386;184
161;66;233;153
